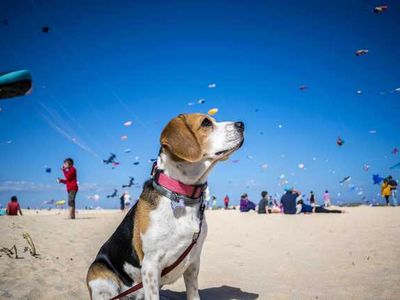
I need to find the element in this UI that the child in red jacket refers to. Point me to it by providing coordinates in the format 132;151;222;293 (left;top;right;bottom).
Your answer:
58;158;78;219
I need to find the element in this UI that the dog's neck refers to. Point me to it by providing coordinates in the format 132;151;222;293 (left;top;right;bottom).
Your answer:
157;151;213;185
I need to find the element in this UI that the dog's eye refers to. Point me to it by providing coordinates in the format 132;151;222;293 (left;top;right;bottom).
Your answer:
201;118;212;127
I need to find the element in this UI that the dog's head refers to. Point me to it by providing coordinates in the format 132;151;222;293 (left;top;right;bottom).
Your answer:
160;113;244;164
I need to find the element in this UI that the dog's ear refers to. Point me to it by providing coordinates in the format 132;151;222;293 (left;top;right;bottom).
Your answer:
161;114;203;162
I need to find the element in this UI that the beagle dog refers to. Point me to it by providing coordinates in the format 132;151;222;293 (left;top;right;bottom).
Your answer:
87;113;244;300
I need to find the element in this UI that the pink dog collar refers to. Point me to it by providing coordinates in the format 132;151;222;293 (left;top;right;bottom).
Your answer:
151;163;207;200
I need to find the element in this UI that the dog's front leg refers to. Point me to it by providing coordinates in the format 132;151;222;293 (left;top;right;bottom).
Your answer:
141;256;161;300
183;261;201;300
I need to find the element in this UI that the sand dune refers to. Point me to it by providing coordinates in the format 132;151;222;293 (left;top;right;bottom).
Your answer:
0;207;399;299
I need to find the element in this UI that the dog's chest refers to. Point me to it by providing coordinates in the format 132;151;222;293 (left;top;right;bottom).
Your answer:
142;197;207;282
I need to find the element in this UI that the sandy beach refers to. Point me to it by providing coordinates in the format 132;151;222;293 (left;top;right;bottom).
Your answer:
1;207;399;300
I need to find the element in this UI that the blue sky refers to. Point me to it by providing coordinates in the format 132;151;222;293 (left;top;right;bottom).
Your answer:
0;0;399;209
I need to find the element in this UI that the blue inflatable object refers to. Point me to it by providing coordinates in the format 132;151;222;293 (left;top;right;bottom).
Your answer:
0;69;32;100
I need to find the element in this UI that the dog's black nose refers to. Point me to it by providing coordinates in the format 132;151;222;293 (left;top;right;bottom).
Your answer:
234;121;244;131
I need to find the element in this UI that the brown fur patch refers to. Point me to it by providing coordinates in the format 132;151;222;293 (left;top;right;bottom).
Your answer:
160;114;213;162
86;262;121;299
133;182;160;262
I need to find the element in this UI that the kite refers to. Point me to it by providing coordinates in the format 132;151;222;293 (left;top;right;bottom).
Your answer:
198;99;205;104
41;26;49;33
124;148;131;153
340;176;351;184
148;158;157;163
208;108;218;115
187;102;194;106
391;147;398;155
374;5;388;13
124;120;132;127
42;199;54;205
298;163;305;169
103;153;118;165
133;161;140;165
390;162;400;170
54;200;65;206
208;83;216;88
372;174;384;184
299;85;308;91
88;194;100;201
363;164;370;172
45;167;52;173
336;136;344;146
355;49;368;56
121;135;128;141
106;189;118;198
260;163;268;170
0;70;32;100
122;177;135;188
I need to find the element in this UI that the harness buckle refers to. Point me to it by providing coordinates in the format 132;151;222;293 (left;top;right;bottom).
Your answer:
192;231;200;242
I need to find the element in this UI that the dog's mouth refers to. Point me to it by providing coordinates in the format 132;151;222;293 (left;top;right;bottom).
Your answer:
215;138;244;156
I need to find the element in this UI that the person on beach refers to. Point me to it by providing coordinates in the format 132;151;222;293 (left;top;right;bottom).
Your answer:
381;179;391;206
258;191;269;214
387;176;398;206
119;193;125;211
296;199;343;214
6;196;23;216
212;196;217;210
224;195;230;209
280;187;300;214
57;158;78;219
323;190;331;207
309;191;316;207
240;193;256;212
124;191;131;209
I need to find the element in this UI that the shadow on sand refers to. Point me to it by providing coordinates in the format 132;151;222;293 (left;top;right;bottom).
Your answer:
161;285;259;300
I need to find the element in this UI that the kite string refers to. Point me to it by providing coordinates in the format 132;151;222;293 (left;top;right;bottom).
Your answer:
30;0;150;133
36;104;102;160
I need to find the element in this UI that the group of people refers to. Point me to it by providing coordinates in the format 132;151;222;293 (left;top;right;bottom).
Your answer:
3;157;398;217
381;176;398;206
238;188;343;214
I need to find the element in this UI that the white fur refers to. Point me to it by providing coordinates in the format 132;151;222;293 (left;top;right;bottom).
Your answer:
89;279;120;300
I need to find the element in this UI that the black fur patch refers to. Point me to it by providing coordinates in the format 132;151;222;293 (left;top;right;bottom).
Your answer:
92;203;140;286
91;180;158;286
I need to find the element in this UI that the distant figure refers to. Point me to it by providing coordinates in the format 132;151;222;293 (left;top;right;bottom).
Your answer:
309;191;316;207
381;179;391;206
223;195;230;209
6;196;23;216
204;188;210;210
240;193;256;212
119;194;125;211
387;176;398;206
296;199;343;214
123;191;131;209
212;196;217;210
57;158;78;219
258;191;269;214
280;187;300;214
323;190;331;207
